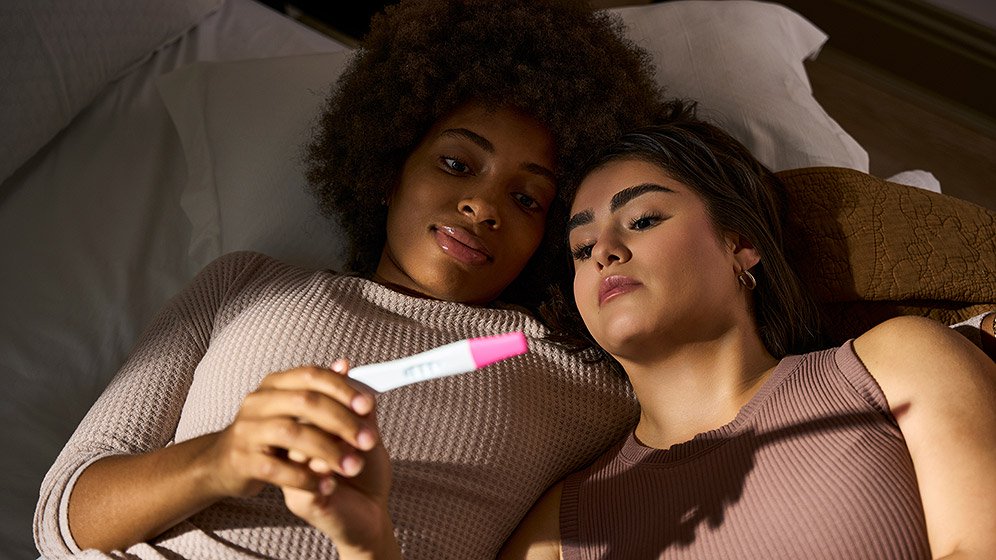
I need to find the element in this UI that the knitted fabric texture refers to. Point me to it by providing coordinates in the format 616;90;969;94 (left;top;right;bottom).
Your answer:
36;251;639;559
560;342;930;559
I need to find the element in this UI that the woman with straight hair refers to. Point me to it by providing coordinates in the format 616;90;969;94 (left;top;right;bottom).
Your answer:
499;119;996;559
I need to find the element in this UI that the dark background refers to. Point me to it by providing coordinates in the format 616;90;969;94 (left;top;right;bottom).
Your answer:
262;0;996;209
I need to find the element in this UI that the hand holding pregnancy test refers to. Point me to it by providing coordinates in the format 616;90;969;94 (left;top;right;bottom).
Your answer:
286;332;528;466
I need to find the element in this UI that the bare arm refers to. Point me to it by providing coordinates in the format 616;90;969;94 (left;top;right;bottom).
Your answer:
68;433;223;551
498;481;564;560
854;315;996;559
68;365;377;552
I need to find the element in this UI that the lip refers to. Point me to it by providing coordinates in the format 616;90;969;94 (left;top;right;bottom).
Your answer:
434;225;494;266
598;275;642;305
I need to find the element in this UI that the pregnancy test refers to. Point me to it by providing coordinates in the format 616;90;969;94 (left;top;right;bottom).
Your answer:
348;331;528;393
286;333;528;465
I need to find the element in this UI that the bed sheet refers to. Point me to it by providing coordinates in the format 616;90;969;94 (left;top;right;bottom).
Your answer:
0;1;347;557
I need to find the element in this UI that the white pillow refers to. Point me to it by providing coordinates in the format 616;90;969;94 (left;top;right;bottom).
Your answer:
613;0;869;172
887;170;942;193
158;0;869;272
0;0;224;185
157;52;350;271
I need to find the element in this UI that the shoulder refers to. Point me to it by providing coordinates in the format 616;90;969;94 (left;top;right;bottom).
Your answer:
175;252;341;319
498;481;564;560
201;250;318;276
854;316;993;404
853;316;991;388
852;314;995;436
197;251;347;290
190;250;280;286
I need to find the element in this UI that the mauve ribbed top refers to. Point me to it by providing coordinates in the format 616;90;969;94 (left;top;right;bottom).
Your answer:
560;342;931;559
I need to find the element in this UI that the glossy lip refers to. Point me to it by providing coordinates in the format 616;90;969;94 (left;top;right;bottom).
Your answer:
434;225;493;266
598;275;642;305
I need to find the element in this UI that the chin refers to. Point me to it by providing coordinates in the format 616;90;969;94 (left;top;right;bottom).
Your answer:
425;273;501;304
589;313;652;354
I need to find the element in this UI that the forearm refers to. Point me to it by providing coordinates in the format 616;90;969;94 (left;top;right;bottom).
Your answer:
67;432;224;552
334;512;403;560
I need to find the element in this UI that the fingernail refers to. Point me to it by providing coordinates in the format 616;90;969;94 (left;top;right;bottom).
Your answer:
319;477;335;495
331;359;348;374
309;458;331;474
287;449;308;463
358;428;378;450
341;454;363;477
357;428;376;450
352;394;373;414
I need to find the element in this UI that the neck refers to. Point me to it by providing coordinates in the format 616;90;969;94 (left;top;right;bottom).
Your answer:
619;330;779;450
370;272;433;300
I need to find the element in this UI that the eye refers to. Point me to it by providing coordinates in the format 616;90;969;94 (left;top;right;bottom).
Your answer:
571;242;593;261
440;156;472;175
628;212;664;230
513;192;542;212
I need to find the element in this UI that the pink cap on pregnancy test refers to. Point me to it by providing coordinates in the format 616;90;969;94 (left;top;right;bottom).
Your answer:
469;331;529;368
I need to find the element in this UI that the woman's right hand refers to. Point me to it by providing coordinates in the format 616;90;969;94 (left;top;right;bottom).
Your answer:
206;360;380;500
64;361;381;553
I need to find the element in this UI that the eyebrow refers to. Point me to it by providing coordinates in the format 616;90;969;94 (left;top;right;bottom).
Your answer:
442;127;557;184
523;162;557;184
443;128;494;152
567;183;674;234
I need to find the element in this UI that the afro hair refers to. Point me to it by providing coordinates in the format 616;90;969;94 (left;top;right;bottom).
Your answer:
304;0;691;309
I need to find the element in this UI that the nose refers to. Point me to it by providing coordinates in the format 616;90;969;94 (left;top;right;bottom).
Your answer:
458;188;501;230
593;231;631;270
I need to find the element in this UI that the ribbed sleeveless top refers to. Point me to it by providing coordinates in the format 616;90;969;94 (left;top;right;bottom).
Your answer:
560;342;931;559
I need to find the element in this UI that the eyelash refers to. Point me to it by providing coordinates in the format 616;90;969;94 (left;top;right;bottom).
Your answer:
441;156;546;214
628;212;664;230
514;192;542;213
441;156;471;174
571;243;593;262
570;212;666;262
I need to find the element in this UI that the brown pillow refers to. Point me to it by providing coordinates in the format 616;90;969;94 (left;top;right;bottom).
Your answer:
778;167;995;345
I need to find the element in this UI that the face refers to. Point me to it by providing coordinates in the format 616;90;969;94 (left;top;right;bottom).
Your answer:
568;159;757;360
375;102;557;303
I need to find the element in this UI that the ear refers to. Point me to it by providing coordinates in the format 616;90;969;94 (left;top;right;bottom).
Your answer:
723;231;761;271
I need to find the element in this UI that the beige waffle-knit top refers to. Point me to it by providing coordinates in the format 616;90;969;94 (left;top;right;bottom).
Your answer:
36;251;639;559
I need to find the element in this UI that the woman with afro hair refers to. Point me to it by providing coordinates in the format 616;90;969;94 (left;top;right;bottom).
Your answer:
35;0;692;559
304;0;690;309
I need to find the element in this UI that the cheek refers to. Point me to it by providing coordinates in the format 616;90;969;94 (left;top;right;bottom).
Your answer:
525;222;546;253
385;178;437;234
505;216;546;262
384;204;413;240
394;163;448;206
573;269;597;320
667;229;727;265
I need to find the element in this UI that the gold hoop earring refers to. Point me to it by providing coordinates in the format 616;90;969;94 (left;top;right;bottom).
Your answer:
737;269;757;290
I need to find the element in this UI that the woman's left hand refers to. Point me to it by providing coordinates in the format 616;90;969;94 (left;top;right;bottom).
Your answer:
281;360;401;559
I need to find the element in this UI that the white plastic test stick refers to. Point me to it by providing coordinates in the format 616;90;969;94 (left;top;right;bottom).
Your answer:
348;332;528;393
